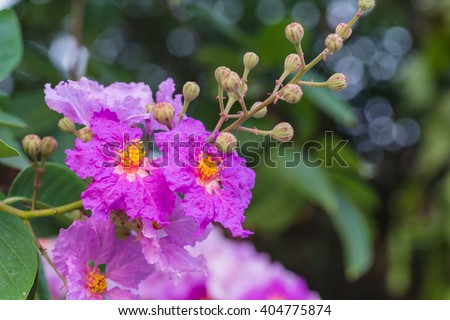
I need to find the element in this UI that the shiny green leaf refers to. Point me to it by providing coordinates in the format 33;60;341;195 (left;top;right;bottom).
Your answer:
8;162;86;207
0;212;38;299
329;193;373;280
0;9;23;80
0;138;19;158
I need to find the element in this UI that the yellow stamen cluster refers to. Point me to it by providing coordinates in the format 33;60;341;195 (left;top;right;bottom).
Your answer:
197;153;221;184
122;139;144;168
85;271;107;294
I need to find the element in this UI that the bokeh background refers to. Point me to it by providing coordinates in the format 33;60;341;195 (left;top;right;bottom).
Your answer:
1;0;450;299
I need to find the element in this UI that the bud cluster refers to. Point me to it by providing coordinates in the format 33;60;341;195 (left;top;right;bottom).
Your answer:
22;134;58;161
203;0;375;146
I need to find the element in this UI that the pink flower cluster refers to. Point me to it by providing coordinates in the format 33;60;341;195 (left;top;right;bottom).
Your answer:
44;78;315;300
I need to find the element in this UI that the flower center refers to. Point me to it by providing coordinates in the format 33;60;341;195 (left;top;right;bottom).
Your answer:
118;139;144;175
196;152;221;184
85;270;107;295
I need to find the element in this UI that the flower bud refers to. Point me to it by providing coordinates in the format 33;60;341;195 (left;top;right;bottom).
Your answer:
335;23;352;40
243;52;259;70
183;81;200;103
41;136;58;158
278;84;303;104
271;122;294;142
215;66;231;83
58;117;76;134
327;73;348;91
250;102;267;119
325;33;344;53
215;132;237;154
285;22;304;45
284;54;303;74
77;127;92;142
22;134;41;159
228;83;248;101
358;0;375;11
220;71;242;94
153;102;175;128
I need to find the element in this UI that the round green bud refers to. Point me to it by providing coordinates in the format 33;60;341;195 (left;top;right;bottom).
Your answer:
278;84;303;104
243;52;259;70
284;54;303;74
22;134;41;159
358;0;375;11
335;23;352;40
285;22;304;45
215;132;237;154
77;127;93;142
271;122;294;142
327;73;348;91
250;102;268;119
183;81;200;103
325;33;344;53
215;66;231;83
58;117;76;134
41;136;58;158
220;71;242;94
153;102;175;128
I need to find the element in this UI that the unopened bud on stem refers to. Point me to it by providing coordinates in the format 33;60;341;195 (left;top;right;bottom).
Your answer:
58;117;76;135
41;136;58;159
22;134;41;160
327;73;348;91
77;127;92;142
278;84;303;104
250;102;267;119
215;66;231;84
335;23;352;40
215;132;237;153
183;81;200;104
285;22;304;45
220;71;242;94
284;54;303;74
358;0;375;11
153;102;175;129
243;52;259;71
271;122;294;142
325;33;344;53
22;134;42;160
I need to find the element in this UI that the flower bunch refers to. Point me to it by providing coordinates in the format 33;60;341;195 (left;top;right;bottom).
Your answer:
33;0;375;299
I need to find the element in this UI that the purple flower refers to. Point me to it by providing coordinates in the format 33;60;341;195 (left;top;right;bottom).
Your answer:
139;271;207;300
154;118;255;238
138;228;318;300
44;77;151;126
138;197;208;280
53;218;153;300
45;77;183;133
190;228;318;300
66;109;175;222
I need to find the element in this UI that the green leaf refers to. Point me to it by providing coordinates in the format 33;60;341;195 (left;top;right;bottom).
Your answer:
8;162;86;207
0;109;27;128
0;128;29;169
329;193;373;280
0;9;23;81
0;212;38;299
0;138;19;158
273;147;339;213
246;165;305;234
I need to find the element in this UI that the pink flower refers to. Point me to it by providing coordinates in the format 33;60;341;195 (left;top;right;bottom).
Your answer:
154;118;255;238
53;218;153;300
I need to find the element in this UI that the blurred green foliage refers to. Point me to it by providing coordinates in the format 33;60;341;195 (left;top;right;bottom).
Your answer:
0;0;449;299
